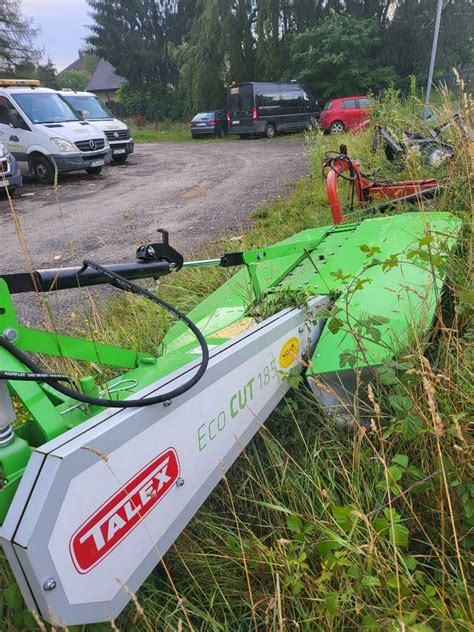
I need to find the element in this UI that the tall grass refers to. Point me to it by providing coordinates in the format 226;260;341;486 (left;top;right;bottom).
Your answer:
1;88;472;631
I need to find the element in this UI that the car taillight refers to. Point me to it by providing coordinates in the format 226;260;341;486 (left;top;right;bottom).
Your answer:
226;111;231;123
252;106;258;122
210;119;217;125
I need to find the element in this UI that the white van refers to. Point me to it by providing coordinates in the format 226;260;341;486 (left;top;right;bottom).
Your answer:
0;79;112;184
59;90;134;163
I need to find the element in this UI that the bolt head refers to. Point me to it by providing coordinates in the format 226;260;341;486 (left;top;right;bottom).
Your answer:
43;577;56;591
3;328;18;343
164;399;172;407
175;477;185;487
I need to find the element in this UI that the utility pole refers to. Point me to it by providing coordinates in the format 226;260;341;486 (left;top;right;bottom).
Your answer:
423;0;443;119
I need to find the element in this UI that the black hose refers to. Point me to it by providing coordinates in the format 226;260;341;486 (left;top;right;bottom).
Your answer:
322;152;358;182
0;260;209;408
0;370;71;383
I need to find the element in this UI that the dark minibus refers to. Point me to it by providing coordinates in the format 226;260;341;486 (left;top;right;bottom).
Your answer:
227;81;318;138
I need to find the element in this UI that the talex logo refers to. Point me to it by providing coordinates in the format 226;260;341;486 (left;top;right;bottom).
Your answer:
70;448;179;573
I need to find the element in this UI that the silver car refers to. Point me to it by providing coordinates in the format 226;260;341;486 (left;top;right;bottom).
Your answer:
0;142;22;196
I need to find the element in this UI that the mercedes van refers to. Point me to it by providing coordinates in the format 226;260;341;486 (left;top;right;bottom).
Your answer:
227;81;319;138
0;80;112;184
59;90;134;163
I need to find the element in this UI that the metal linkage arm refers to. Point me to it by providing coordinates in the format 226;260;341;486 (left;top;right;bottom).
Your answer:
1;260;173;294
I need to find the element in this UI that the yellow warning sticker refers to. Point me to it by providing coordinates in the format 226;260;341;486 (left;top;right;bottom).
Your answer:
279;337;300;369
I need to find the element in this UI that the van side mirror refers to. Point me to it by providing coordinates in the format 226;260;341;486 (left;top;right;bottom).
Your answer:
9;111;28;130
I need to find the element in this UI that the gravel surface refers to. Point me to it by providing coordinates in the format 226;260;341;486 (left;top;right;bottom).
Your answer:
1;138;308;326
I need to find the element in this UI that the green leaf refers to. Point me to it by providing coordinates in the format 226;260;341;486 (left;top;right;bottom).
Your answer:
332;505;353;531
287;514;302;532
4;584;23;610
377;366;398;385
387;464;404;482
389;393;412;414
402;415;424;440
392;454;408;469
361;575;381;587
402;555;418;570
328;317;344;335
390;523;409;547
316;539;344;556
419;235;434;246
324;592;339;616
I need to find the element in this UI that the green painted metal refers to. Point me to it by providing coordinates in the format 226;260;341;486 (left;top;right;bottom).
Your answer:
0;211;462;524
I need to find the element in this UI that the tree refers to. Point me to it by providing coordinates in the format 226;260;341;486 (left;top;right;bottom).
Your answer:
383;0;474;84
87;0;178;87
179;0;229;112
255;0;282;79
36;59;59;88
58;70;90;91
0;0;40;76
286;12;397;102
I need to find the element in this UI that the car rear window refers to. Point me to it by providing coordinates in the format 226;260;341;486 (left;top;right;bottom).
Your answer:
342;99;357;109
229;93;252;111
192;112;214;121
358;98;371;108
323;101;333;110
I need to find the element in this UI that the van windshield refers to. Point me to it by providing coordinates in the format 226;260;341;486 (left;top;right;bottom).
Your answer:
12;92;80;124
62;95;113;120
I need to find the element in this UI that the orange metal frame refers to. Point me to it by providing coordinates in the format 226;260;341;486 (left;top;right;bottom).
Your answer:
326;155;438;224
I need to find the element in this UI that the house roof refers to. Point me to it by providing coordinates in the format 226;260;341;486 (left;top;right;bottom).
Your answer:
86;59;126;92
60;57;89;74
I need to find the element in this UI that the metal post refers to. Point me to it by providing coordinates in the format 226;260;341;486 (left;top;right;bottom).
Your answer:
423;0;443;120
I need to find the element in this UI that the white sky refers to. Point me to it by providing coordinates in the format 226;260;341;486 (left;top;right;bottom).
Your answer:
21;0;92;70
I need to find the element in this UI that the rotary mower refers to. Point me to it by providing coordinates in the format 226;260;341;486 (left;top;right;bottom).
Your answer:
0;155;461;625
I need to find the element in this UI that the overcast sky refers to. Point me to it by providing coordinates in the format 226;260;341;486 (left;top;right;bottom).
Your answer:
22;0;92;70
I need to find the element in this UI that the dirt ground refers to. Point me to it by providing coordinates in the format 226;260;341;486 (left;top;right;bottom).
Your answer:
1;138;308;326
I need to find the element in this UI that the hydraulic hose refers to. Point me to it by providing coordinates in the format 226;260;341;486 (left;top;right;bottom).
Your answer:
0;260;209;408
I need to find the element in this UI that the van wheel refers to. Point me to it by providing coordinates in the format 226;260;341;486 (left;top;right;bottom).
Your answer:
31;155;56;185
265;124;276;139
330;121;345;134
85;166;103;175
113;155;128;164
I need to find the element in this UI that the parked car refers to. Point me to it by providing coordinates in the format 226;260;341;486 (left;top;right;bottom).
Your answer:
0;141;22;196
190;111;228;138
59;90;134;163
319;96;372;134
227;81;319;138
0;79;111;184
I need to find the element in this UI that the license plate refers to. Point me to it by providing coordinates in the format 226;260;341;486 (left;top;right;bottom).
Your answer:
114;149;126;155
232;120;240;125
90;160;104;167
197;123;206;126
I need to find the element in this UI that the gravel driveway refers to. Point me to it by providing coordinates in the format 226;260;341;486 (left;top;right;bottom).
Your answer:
1;138;308;325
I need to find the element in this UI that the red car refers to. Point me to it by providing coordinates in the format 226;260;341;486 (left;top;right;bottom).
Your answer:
319;96;372;134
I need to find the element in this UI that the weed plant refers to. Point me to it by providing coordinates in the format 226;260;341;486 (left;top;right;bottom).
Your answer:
1;87;472;631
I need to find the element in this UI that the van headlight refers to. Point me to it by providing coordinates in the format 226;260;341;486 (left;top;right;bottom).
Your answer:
51;138;76;153
0;143;8;158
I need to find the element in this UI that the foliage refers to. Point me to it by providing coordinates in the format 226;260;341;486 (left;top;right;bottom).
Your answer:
57;69;90;91
0;0;40;77
117;81;188;121
286;12;397;102
87;0;182;87
86;0;473;117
